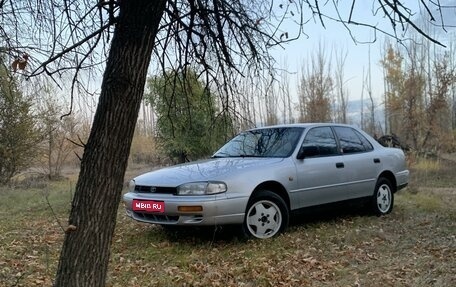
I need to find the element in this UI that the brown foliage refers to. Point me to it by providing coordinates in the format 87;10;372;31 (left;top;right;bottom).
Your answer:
11;54;28;72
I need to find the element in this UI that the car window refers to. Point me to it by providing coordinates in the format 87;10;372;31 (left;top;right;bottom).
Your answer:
300;127;338;157
334;127;372;154
213;127;304;158
354;130;374;151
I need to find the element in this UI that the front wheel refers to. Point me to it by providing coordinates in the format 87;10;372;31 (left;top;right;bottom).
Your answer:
371;177;394;216
242;190;289;239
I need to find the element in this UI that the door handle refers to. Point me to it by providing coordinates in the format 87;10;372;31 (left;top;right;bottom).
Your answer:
336;162;344;168
373;158;381;163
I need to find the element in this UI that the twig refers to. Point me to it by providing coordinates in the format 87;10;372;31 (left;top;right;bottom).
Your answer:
42;189;65;234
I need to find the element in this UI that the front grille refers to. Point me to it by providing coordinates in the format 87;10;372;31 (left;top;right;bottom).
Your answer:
134;212;179;223
135;185;176;194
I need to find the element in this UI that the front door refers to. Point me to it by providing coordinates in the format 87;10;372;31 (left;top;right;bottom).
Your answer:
291;126;348;209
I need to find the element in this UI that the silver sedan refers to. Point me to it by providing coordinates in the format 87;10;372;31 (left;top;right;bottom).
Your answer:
123;123;409;239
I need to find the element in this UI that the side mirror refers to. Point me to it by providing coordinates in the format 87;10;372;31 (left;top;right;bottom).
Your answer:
296;145;319;159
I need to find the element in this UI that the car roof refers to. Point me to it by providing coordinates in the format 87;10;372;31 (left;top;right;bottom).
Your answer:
250;123;356;130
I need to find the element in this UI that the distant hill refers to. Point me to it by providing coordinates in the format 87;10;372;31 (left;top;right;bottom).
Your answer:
346;99;385;130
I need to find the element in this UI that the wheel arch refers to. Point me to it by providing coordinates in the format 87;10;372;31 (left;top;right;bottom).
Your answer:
249;181;291;211
378;170;397;193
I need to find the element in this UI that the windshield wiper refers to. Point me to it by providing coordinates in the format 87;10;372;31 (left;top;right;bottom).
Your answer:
212;154;261;158
236;154;261;158
211;155;226;158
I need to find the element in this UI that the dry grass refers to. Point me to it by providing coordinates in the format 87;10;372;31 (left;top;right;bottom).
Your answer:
0;156;455;286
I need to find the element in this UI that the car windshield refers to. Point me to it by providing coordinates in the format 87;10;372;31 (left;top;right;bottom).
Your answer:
213;127;304;158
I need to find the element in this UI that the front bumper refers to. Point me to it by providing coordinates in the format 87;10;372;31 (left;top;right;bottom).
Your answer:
123;192;247;226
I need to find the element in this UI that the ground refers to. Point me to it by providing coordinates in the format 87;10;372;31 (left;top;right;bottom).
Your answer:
0;156;455;286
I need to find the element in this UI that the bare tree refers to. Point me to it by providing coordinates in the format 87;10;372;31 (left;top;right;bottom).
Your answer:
381;44;404;135
423;52;455;151
298;43;334;122
364;44;376;134
37;92;82;179
381;38;455;153
451;42;456;131
264;74;279;125
334;47;349;123
0;1;451;286
278;58;295;124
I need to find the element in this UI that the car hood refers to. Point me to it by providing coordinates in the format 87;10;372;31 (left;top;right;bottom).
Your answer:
133;157;286;187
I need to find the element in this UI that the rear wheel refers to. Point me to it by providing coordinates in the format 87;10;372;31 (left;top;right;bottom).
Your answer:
371;177;394;216
243;190;289;239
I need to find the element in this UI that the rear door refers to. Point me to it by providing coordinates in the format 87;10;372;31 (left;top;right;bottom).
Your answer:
332;126;379;198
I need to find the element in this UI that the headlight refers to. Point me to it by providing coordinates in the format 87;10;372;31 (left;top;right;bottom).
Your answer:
177;181;227;195
128;179;136;192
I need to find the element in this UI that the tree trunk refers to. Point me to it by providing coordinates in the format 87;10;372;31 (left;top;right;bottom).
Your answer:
53;1;166;286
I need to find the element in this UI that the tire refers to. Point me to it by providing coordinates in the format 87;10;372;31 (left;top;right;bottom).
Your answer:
371;177;394;216
242;190;289;239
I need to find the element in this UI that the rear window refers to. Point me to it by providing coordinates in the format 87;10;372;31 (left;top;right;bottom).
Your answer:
334;127;373;154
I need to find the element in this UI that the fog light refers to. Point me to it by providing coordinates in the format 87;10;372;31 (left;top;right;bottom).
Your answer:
178;206;203;212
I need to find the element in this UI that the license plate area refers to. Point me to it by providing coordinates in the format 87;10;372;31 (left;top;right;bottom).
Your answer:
132;199;165;213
